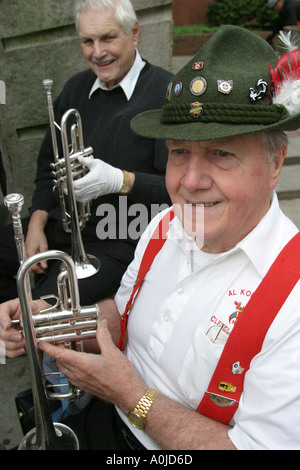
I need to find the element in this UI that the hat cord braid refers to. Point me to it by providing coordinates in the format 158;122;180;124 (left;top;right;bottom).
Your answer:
161;103;289;124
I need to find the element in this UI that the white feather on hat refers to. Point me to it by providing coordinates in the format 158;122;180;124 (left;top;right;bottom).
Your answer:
269;31;300;116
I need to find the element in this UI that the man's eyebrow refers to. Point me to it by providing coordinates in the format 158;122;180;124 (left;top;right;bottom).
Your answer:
79;29;119;41
166;140;187;146
166;138;235;149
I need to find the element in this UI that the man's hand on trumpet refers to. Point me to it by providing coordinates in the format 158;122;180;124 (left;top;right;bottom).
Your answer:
0;298;48;358
69;156;124;203
0;295;145;413
0;298;28;358
39;319;147;415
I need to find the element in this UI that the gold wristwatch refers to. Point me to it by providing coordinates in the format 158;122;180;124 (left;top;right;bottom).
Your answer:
119;170;131;195
127;388;159;429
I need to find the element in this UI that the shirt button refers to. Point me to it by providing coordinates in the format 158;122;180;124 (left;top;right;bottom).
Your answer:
177;288;184;295
164;314;170;322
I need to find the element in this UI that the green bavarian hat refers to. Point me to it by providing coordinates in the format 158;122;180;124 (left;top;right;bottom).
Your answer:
131;25;300;141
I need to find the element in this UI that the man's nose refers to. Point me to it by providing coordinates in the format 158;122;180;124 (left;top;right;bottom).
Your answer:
92;40;106;58
181;154;213;191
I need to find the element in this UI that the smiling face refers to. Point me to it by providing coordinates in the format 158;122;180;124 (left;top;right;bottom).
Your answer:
78;7;139;89
166;134;286;253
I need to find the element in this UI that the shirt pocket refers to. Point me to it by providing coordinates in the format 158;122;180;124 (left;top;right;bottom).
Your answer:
178;327;224;406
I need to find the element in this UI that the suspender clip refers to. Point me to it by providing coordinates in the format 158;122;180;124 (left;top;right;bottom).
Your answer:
208;392;237;408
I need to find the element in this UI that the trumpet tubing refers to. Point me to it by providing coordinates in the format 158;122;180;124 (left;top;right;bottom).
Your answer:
16;248;99;401
34;306;99;344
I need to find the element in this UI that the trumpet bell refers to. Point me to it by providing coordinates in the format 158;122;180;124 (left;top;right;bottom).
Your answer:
72;252;101;280
18;422;79;450
75;254;101;279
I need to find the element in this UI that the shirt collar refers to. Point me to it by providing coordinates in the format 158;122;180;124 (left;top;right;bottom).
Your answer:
88;49;146;101
235;192;298;278
168;192;298;278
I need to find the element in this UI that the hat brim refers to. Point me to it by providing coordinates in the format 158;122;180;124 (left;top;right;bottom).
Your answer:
131;109;300;141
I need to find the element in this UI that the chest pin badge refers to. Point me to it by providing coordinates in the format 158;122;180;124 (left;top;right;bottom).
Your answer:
231;361;245;375
218;382;237;393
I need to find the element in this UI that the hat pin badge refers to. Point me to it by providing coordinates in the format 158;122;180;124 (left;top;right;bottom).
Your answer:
250;79;268;103
190;102;204;118
192;61;204;71
218;80;233;95
190;77;207;96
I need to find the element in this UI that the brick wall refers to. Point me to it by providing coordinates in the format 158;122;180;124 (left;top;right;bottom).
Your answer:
173;32;213;55
173;0;214;26
173;30;277;56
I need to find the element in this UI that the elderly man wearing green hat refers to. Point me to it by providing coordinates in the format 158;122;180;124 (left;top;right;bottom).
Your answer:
1;25;300;450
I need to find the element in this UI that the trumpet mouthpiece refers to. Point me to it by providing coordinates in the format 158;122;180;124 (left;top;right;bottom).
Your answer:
4;193;24;213
42;78;53;90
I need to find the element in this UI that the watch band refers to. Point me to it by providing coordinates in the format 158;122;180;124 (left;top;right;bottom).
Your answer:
127;388;159;429
135;388;159;418
119;170;131;195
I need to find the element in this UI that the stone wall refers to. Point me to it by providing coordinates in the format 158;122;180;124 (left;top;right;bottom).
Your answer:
0;0;173;214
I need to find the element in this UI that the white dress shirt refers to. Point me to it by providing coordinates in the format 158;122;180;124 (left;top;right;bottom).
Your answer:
89;49;146;101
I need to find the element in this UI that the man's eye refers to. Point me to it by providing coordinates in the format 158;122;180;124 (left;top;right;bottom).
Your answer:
217;150;231;157
175;148;186;154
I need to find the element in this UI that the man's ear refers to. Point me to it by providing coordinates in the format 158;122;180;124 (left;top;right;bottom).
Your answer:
269;144;287;191
131;22;140;46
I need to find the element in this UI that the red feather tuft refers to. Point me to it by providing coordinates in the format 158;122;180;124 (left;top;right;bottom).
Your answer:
269;49;300;96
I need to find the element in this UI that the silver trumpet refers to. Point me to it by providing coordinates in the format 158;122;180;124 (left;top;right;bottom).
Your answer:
42;78;100;279
4;194;100;450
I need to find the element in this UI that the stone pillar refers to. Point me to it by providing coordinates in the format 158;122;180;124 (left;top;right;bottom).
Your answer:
0;0;173;214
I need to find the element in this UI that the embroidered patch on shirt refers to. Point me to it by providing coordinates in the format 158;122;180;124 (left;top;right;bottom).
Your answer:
229;300;245;324
207;290;252;344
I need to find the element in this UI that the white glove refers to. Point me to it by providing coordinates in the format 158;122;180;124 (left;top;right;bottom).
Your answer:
71;156;124;203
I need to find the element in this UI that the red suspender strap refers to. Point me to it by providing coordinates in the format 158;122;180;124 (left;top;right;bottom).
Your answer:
197;231;300;424
118;212;300;424
118;209;175;351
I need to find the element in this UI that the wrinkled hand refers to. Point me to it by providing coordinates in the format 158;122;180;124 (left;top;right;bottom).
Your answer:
71;156;124;203
39;319;146;413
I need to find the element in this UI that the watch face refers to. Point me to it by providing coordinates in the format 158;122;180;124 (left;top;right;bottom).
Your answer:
127;411;145;430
